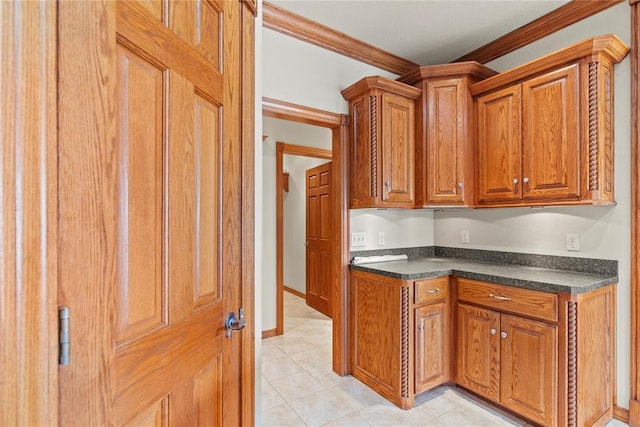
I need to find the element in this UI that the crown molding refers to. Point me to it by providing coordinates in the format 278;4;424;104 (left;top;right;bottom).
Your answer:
455;0;625;64
262;1;419;76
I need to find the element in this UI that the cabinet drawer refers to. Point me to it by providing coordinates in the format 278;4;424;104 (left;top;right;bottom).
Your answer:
415;276;449;305
457;278;557;322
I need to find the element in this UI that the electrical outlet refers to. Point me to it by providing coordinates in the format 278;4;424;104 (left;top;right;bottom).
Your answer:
461;230;470;244
378;232;385;246
351;232;366;247
566;233;580;251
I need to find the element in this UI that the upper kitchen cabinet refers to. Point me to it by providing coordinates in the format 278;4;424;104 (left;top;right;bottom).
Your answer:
342;76;421;208
398;63;497;207
471;34;630;207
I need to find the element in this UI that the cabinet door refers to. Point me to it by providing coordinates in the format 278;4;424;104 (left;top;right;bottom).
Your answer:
500;314;557;427
476;85;522;204
522;64;580;202
456;303;500;402
349;95;374;208
415;302;448;393
380;93;415;206
426;78;467;204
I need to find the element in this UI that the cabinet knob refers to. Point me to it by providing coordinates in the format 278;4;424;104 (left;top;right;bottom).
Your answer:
384;181;391;187
501;331;508;339
512;178;519;185
417;324;424;330
523;177;529;184
458;182;463;189
490;328;496;335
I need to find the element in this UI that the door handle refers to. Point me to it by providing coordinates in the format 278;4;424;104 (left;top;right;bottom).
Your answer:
225;308;247;338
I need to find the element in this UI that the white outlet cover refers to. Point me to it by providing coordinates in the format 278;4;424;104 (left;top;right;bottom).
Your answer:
461;230;470;244
566;233;580;251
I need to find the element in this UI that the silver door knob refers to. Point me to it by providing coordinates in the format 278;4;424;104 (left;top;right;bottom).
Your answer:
458;182;463;189
225;308;247;338
490;328;496;335
523;177;529;184
512;178;518;185
500;331;507;339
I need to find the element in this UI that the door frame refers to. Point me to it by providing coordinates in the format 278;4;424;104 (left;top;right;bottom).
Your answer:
263;97;351;374
276;142;332;321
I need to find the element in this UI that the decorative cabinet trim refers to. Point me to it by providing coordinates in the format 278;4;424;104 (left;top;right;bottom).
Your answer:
470;35;629;96
370;95;378;198
401;286;410;399
567;301;578;427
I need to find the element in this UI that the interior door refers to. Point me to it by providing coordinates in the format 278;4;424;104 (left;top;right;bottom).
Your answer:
58;1;251;425
306;162;332;317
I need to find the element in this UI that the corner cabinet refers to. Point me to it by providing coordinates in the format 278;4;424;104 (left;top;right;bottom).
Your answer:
341;76;421;208
472;34;629;207
398;63;497;207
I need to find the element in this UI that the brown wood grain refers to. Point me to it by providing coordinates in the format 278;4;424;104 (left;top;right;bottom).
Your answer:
476;85;523;205
281;143;332;159
414;277;449;305
0;1;58;425
456;303;501;402
414;302;449;393
522;64;580;202
58;1;117;424
469;35;629;96
262;1;418;76
263;97;343;128
631;0;640;424
455;0;625;64
500;314;557;426
306;162;333;317
457;279;558;323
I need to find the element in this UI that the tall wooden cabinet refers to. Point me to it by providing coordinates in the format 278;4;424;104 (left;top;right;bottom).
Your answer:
398;63;497;207
342;76;421;208
472;34;629;207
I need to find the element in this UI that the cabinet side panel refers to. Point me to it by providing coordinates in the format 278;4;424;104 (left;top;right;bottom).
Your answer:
350;97;373;207
352;274;401;398
577;287;614;426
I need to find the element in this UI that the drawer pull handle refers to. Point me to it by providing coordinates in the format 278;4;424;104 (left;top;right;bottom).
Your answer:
426;288;440;294
489;293;511;301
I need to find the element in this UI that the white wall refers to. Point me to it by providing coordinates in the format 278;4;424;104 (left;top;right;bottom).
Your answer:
263;29;397;114
283;155;331;294
350;209;435;251
434;3;632;408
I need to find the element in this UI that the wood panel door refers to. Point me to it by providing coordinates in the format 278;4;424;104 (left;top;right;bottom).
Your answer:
500;314;557;427
415;302;448;394
58;1;252;425
522;64;580;202
380;93;415;206
426;78;467;205
306;162;332;317
456;303;500;402
476;85;522;204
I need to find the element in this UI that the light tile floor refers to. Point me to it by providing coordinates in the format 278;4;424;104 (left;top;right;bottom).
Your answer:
261;291;628;427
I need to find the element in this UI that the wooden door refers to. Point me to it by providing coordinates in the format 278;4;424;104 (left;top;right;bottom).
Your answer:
476;85;522;204
306;162;332;317
426;78;466;204
58;1;252;425
455;303;500;402
415;302;448;394
522;64;580;202
500;314;557;426
380;93;415;206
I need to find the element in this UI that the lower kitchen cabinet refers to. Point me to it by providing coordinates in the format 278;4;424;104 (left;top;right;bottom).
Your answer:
349;269;615;426
456;303;557;426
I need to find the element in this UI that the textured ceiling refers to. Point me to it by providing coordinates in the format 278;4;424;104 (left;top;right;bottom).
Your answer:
268;1;569;65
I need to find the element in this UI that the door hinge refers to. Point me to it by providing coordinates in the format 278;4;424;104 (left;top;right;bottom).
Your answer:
59;307;70;366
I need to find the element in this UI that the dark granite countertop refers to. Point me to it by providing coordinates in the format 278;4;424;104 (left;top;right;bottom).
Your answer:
349;257;617;294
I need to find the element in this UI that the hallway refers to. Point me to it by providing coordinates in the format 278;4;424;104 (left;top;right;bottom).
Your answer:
260;292;580;426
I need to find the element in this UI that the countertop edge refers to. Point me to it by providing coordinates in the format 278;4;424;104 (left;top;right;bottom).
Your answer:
349;262;618;294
